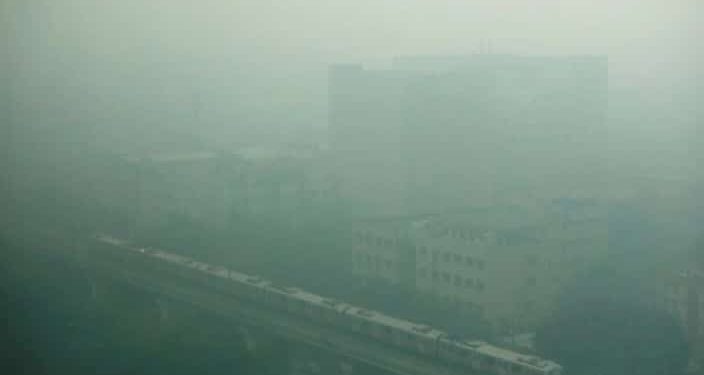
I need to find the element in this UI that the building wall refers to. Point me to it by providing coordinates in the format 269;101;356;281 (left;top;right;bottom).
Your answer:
227;146;339;228
660;270;704;357
131;153;227;237
329;55;609;218
350;200;609;335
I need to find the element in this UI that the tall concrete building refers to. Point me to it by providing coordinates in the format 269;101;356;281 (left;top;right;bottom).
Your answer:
329;54;609;218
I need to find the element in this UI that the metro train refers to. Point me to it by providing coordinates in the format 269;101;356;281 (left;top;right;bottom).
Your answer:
94;234;563;375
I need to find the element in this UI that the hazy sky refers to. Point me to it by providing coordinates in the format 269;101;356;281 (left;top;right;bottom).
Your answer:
3;0;702;150
7;0;701;78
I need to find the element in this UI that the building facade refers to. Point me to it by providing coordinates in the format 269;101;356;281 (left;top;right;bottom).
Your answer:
118;144;337;245
350;199;609;335
329;54;609;218
660;268;704;370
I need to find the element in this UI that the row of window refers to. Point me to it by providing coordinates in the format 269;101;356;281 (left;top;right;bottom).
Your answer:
418;268;485;291
356;232;398;249
424;250;485;270
356;233;487;271
356;253;394;271
430;226;490;243
434;226;547;248
432;294;485;315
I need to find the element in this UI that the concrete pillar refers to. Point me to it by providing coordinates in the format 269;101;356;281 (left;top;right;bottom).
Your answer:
156;298;169;321
238;325;256;352
90;280;98;301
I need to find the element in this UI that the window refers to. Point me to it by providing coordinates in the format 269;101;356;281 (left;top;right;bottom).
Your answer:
465;256;474;266
465;278;474;288
443;272;451;283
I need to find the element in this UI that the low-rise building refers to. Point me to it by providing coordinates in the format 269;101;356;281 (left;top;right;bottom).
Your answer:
120;144;337;242
350;199;608;335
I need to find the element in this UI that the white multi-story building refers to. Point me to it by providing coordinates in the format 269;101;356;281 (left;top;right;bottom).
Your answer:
351;200;609;335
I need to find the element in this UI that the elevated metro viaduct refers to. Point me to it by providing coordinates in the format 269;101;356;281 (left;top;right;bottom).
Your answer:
4;225;482;375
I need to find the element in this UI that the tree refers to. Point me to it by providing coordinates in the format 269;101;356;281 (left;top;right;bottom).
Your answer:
536;267;689;375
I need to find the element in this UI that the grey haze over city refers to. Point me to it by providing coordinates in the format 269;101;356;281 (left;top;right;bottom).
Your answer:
1;1;703;375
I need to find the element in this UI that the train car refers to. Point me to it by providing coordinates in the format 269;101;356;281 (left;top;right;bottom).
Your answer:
438;338;490;372
437;338;563;375
341;306;443;357
225;269;260;299
93;235;564;375
241;275;271;302
318;298;352;325
264;283;301;312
